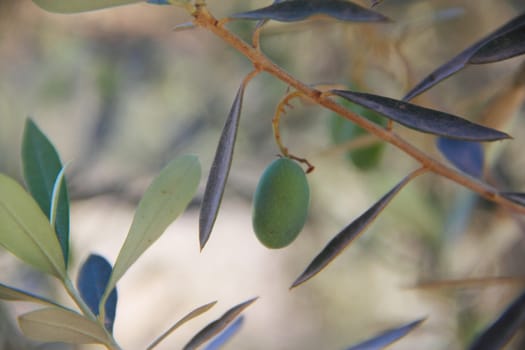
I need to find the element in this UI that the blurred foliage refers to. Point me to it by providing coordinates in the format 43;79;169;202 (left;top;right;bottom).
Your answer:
0;0;525;349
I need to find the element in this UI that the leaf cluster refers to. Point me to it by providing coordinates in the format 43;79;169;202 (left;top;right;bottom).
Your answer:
1;0;523;349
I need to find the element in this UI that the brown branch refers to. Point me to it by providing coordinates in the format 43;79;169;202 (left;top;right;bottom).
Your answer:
191;5;525;215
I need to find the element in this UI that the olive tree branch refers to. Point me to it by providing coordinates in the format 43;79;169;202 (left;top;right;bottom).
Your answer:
190;4;525;215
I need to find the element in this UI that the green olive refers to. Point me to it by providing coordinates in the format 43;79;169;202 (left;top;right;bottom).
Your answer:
252;158;310;249
329;102;386;170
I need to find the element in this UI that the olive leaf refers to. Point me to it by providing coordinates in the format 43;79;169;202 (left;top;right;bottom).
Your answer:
183;297;257;350
230;0;389;23
77;254;118;333
469;24;525;64
203;316;244;350
331;90;510;141
0;282;61;307
500;192;525;207
32;0;143;13
22;118;69;266
436;137;484;179
468;289;525;350
346;318;425;350
147;301;217;350
100;155;201;314
291;170;422;288
404;13;525;101
0;174;66;279
19;307;110;345
199;85;245;250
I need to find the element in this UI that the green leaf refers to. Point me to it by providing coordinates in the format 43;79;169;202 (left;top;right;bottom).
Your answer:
346;318;425;350
22;119;69;266
183;297;257;350
291;169;424;288
230;0;390;23
102;155;201;309
147;301;217;350
0;174;66;279
0;282;61;307
200;85;246;250
18;307;110;344
403;13;525;101
203;316;245;350
469;24;525;64
468;289;525;350
32;0;143;13
331;90;510;141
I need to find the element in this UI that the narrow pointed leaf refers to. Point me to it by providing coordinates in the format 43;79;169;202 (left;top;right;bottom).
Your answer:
0;282;61;307
22;119;69;266
291;172;419;288
183;297;257;350
19;307;109;345
102;155;200;309
32;0;143;13
469;25;525;64
0;174;66;279
437;137;484;178
346;318;425;350
147;0;174;4
199;85;245;249
230;0;389;23
49;164;68;235
468;289;525;350
204;316;244;350
77;254;117;333
332;90;510;141
500;192;525;207
147;301;217;350
404;13;525;101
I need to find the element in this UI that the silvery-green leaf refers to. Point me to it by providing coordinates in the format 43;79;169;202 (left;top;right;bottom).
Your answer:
101;155;200;312
32;0;143;13
19;307;110;344
0;174;66;279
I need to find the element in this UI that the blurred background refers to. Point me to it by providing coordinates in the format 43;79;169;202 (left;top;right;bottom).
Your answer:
1;0;525;349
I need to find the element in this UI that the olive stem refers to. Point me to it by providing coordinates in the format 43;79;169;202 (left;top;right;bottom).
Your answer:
190;5;525;214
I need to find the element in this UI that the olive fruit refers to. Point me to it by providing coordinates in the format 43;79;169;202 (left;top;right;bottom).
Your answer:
329;102;386;170
252;157;310;249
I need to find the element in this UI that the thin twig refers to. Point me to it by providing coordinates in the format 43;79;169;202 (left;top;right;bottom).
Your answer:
191;5;525;215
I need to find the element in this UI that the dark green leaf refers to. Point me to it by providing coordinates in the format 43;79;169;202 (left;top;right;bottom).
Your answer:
331;90;510;141
291;172;418;288
183;297;257;350
500;192;525;207
469;25;525;64
437;137;484;178
0;174;66;279
346;318;425;350
203;316;244;350
22;118;69;266
199;85;245;250
77;254;117;333
19;307;110;345
468;289;525;350
403;13;525;101
230;0;389;23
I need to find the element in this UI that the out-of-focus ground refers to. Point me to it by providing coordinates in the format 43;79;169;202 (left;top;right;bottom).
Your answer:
1;0;525;349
